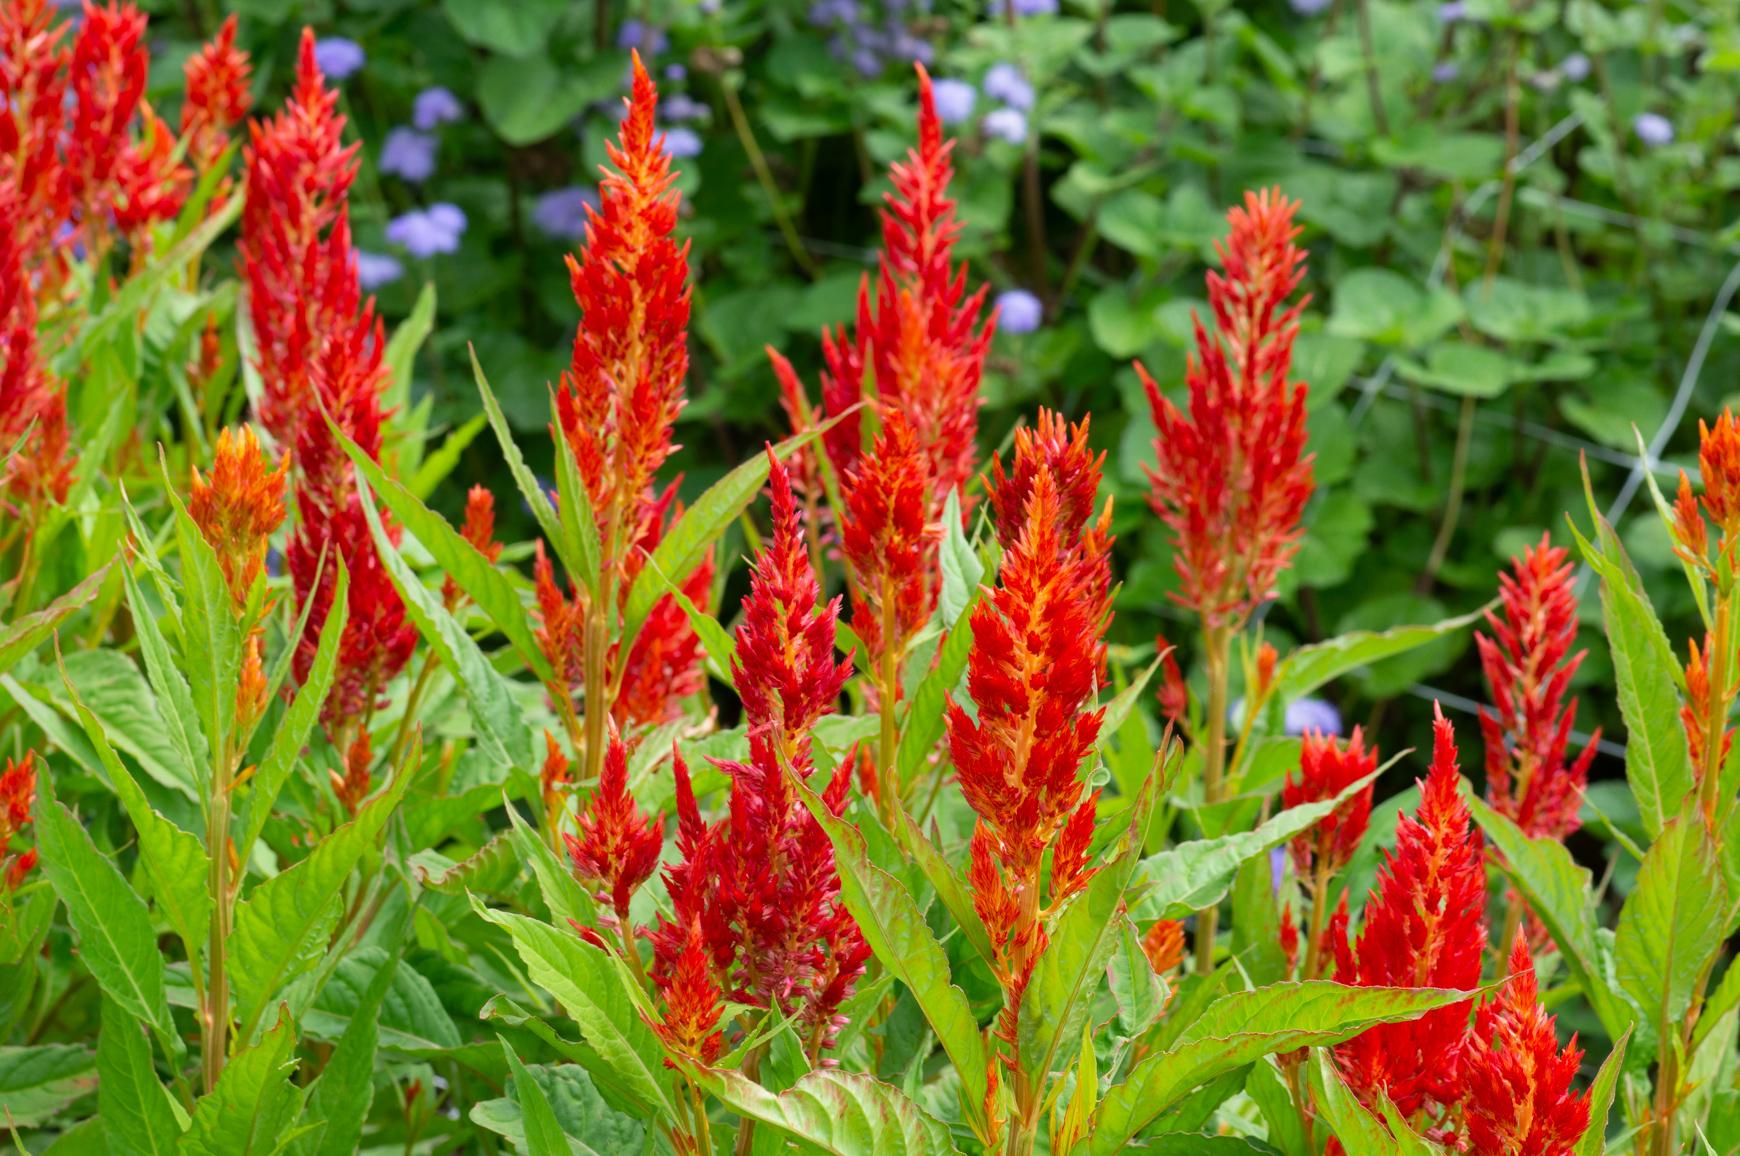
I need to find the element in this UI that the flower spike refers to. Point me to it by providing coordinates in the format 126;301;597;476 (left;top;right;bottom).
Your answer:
181;14;252;173
1282;727;1377;879
0;752;37;892
188;426;288;610
566;730;663;923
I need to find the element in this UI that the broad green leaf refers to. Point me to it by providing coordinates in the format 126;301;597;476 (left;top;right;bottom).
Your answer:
35;793;175;1046
0;1043;97;1128
99;996;184;1155
304;948;461;1056
177;1008;299;1156
791;775;989;1134
442;0;570;55
44;650;196;799
1244;1060;1307;1156
1574;1026;1631;1156
896;593;976;785
1395;340;1514;399
1469;797;1634;1040
551;409;602;597
469;902;674;1120
1106;917;1169;1037
118;562;212;798
506;799;598;932
229;767;413;1043
1695;963;1740;1056
290;952;398;1156
1615;815;1727;1028
342;427;553;685
1273;606;1486;702
383;281;436;415
357;478;530;770
937;488;982;626
684;1067;962;1156
1131;772;1378;919
1021;781;1154;1082
60;659;211;976
0;562;110;675
467;1062;645;1156
620;410;851;643
1085;984;1465;1155
470;346;578;583
1308;1048;1440;1155
501;1036;570;1156
237;564;348;863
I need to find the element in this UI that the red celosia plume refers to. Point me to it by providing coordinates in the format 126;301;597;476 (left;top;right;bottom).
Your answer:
0;752;36;891
443;485;501;609
1330;705;1486;1122
566;731;663;923
0;0;71;270
840;411;937;686
1283;727;1377;879
652;916;725;1067
1140;188;1313;630
181;15;251;173
1463;936;1590;1156
0;179;73;510
1476;536;1595;841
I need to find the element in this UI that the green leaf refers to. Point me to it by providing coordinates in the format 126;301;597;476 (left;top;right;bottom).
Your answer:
1307;1048;1440;1155
1132;772;1379;919
228;766;414;1043
468;1062;645;1156
470;345;578;584
59;658;211;977
641;556;736;688
684;1067;962;1156
291;952;397;1156
1085;984;1466;1155
790;777;989;1135
1273;605;1486;702
937;489;983;626
1573;1026;1630;1156
165;481;243;774
1615;815;1727;1027
894;809;994;967
505;799;598;931
551;411;602;598
895;595;976;785
98;996;184;1155
341;427;553;684
48;650;197;799
383;282;436;416
442;0;571;55
118;562;212;798
356;477;530;769
0;562;111;675
501;1036;570;1156
620;410;851;644
1325;268;1463;349
177;1008;299;1156
409;412;487;500
0;1043;97;1129
1395;340;1515;399
237;563;348;863
1468;797;1635;1041
35;792;175;1046
477;54;621;146
469;902;674;1121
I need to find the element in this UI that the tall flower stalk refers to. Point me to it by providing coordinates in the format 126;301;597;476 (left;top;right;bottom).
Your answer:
1139;188;1313;972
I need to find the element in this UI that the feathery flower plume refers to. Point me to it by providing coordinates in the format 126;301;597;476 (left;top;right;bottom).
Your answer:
0;180;73;510
1330;706;1486;1122
539;731;571;827
0;753;36;891
0;0;70;271
1476;537;1594;841
442;485;500;609
1463;937;1590;1156
65;2;147;234
1142;919;1185;975
652;917;725;1067
1139;188;1313;630
188;426;288;609
181;15;252;173
948;408;1112;1067
566;731;663;924
1154;633;1189;727
1283;728;1377;879
244;30;413;732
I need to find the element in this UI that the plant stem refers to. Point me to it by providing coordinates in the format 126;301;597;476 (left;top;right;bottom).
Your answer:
1484;26;1521;287
387;653;437;776
876;582;902;829
1194;626;1231;975
1415;395;1476;595
1354;0;1390;137
202;733;233;1093
1302;853;1333;982
720;76;818;280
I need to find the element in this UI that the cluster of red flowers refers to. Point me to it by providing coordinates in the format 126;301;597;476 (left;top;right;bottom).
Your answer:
1476;536;1595;841
242;30;414;745
534;54;709;731
0;752;36;891
1140;188;1313;631
949;410;1112;1059
1283;728;1377;881
1670;411;1740;809
0;179;71;511
181;15;251;175
838;413;936;696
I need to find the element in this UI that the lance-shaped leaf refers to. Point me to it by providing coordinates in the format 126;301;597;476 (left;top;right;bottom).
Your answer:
1574;1025;1630;1156
228;767;413;1044
682;1066;962;1156
383;282;436;415
0;561;111;675
550;402;603;597
99;995;184;1155
356;478;531;770
501;1036;571;1156
340;425;554;684
288;952;400;1156
1084;983;1465;1154
895;808;994;967
1307;1048;1441;1155
896;589;978;785
164;476;244;786
0;1043;97;1129
790;771;990;1136
471;346;586;588
118;561;211;799
1272;605;1487;702
177;1007;300;1156
1615;814;1727;1029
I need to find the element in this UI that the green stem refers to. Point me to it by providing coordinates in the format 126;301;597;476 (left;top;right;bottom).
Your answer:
720;76;818;280
202;733;233;1092
877;583;902;830
1194;626;1231;975
1415;396;1475;595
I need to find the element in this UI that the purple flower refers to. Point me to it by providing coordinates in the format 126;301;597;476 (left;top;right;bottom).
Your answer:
1634;112;1674;147
983;63;1034;111
852;46;883;76
1290;0;1332;13
1431;61;1460;84
532;185;600;241
313;37;365;81
1437;1;1468;21
617;18;669;55
1284;697;1343;738
661;126;703;159
413;87;464;130
354;249;404;290
1269;846;1287;894
380;128;437;183
809;0;861;24
1560;52;1591;82
661;93;710;124
386;203;467;258
931;78;977;125
982;107;1028;145
996;288;1043;334
990;0;1059;14
665;63;688;82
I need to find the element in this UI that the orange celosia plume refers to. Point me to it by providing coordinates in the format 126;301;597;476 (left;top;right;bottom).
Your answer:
188;426;288;609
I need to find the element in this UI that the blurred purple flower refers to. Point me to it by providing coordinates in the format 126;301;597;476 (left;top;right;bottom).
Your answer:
931;79;977;124
1437;1;1468;21
386;203;467;258
314;37;365;81
1634;112;1674;147
1431;61;1460;83
617;19;669;55
661;93;710;123
354;250;404;291
413;87;464;130
532;186;600;241
996;288;1043;333
984;63;1034;111
1284;697;1343;738
852;46;882;76
1560;53;1591;82
666;63;688;82
661;126;703;158
380;127;437;183
809;0;861;23
990;0;1059;14
1290;0;1332;13
1269;846;1287;894
982;107;1028;145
